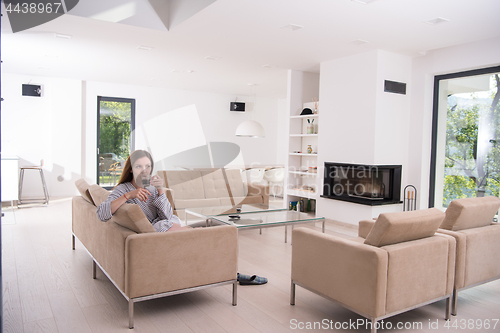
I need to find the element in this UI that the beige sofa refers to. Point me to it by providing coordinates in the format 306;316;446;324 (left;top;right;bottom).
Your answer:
291;208;456;333
437;196;500;315
72;179;238;329
157;168;269;221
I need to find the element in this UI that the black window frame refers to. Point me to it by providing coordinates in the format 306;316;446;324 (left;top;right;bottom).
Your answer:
429;65;500;207
97;96;136;188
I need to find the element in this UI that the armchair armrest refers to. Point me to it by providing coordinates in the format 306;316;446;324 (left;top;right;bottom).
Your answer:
358;219;376;238
292;227;388;318
247;183;269;205
124;225;238;298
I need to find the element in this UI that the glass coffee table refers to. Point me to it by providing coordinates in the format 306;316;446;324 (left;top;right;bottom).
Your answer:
185;204;325;243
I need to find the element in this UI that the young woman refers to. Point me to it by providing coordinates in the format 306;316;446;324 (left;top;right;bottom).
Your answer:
96;149;183;232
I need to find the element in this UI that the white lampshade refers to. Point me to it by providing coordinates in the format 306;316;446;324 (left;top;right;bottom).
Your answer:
235;120;265;138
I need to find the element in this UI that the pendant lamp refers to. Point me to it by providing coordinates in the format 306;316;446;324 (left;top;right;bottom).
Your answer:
235;120;265;138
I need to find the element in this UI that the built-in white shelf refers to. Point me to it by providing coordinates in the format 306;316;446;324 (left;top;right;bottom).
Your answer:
289;171;318;177
287;188;318;199
289;134;318;137
290;114;319;119
289;153;318;156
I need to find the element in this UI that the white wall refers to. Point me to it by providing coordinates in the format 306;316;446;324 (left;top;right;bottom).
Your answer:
408;36;500;209
1;73;83;199
1;74;283;198
317;50;411;224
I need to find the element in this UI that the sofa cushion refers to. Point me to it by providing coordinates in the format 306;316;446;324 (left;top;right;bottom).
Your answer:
158;170;205;200
440;196;500;231
201;169;245;199
174;198;221;209
220;195;262;206
75;178;95;205
88;184;110;206
364;208;445;247
111;203;156;233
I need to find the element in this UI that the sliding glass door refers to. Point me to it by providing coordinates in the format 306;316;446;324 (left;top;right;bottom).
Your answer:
97;96;135;189
430;66;500;208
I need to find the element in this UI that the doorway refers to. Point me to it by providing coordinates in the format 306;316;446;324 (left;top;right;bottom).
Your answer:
97;96;135;189
430;66;500;208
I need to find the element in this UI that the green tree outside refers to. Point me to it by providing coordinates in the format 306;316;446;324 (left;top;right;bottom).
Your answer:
443;74;500;207
99;101;132;185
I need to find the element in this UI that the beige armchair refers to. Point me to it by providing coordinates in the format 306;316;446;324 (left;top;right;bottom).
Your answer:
291;208;456;333
437;196;500;315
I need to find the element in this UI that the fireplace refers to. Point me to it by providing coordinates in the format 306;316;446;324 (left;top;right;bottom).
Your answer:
322;162;402;206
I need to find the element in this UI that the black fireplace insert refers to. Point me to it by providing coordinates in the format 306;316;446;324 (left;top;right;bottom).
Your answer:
322;162;402;206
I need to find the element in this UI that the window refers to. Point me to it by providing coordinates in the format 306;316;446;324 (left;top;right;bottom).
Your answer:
97;96;135;189
430;66;500;208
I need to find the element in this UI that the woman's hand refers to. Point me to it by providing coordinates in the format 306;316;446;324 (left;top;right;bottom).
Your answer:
127;188;151;202
150;175;164;189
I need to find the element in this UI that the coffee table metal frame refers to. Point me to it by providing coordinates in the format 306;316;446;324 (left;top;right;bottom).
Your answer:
185;205;325;243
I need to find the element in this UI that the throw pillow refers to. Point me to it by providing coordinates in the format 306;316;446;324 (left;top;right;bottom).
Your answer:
75;178;95;205
88;184;110;206
111;203;155;233
364;208;445;247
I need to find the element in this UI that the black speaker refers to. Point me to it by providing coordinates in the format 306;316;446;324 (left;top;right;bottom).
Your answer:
384;80;406;95
22;84;42;97
230;102;245;111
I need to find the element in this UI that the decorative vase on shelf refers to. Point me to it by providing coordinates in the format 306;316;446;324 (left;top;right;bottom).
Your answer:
307;145;313;154
307;118;315;134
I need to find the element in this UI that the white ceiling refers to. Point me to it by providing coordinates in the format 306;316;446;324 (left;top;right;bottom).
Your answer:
2;0;500;98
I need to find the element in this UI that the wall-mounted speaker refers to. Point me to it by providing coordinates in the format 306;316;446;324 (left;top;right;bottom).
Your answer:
22;84;42;97
384;80;406;95
230;102;245;111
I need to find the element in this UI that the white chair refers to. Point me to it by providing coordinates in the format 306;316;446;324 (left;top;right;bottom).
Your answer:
264;167;284;199
243;167;265;184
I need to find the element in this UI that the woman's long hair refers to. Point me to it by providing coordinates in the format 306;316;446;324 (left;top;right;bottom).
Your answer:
116;150;154;186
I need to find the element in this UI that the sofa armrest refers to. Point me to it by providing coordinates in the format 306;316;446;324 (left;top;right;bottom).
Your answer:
247;183;269;205
358;219;376;238
124;225;238;298
291;227;388;318
437;228;467;289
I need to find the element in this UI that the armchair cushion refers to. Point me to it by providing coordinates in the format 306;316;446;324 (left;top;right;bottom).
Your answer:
88;184;110;206
111;203;156;234
440;196;500;231
364;208;444;247
75;178;95;205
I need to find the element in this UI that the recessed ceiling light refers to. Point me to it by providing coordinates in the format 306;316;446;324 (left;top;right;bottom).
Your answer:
54;33;72;39
171;70;184;74
137;45;153;51
247;83;258;86
351;0;377;4
281;24;303;31
262;64;277;69
205;55;221;60
186;70;195;74
425;17;450;25
351;39;369;45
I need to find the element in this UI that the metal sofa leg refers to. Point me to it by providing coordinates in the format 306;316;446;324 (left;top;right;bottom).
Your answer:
92;260;97;279
445;296;451;320
451;288;458;316
129;299;134;329
290;280;295;305
371;319;378;333
72;234;75;250
232;281;237;306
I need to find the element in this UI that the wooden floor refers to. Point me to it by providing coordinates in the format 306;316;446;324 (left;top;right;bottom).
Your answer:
2;197;500;332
